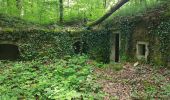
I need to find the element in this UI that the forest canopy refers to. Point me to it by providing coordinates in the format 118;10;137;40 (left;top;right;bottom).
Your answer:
0;0;162;24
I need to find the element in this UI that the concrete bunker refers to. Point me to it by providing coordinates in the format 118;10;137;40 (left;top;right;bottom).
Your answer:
0;44;20;60
136;41;149;61
110;33;120;62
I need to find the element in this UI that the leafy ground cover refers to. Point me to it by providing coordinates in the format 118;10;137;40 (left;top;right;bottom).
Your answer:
0;55;170;100
94;63;170;99
0;55;103;100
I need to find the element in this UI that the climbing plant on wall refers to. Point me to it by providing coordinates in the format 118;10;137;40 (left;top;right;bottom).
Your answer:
154;20;170;65
82;29;111;63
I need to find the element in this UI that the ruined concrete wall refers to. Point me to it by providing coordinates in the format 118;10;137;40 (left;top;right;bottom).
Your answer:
119;17;170;66
82;29;111;63
0;29;75;60
132;20;162;64
0;28;111;62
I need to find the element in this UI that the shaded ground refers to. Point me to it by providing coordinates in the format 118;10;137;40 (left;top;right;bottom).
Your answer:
93;63;170;100
1;58;170;99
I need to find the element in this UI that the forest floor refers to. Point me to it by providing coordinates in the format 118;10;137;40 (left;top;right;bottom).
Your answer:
93;63;170;100
0;56;170;99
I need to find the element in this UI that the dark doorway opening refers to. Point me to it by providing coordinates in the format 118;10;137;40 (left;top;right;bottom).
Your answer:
115;34;120;62
0;44;20;60
73;41;81;54
138;44;146;56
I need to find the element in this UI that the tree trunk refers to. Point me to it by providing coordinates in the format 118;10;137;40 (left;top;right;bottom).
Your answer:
59;0;64;23
16;0;21;9
86;0;129;28
16;0;24;17
103;0;107;8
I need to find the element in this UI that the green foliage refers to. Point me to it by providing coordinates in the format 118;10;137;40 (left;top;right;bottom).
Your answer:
82;29;111;63
114;0;161;17
0;55;103;99
0;29;74;60
148;19;170;66
0;14;112;63
131;72;170;99
116;17;137;61
100;62;123;71
0;14;37;28
0;0;105;24
0;0;161;24
111;63;123;71
155;20;170;66
110;14;170;66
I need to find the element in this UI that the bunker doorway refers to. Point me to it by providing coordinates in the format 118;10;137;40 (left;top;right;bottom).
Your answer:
115;34;120;62
0;44;20;60
73;41;81;54
110;33;120;62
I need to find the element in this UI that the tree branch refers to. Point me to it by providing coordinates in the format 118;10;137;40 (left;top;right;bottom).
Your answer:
86;0;129;28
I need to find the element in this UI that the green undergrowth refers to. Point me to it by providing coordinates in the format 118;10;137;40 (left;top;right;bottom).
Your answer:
102;63;123;71
0;14;40;29
132;64;170;99
0;55;104;100
131;67;170;99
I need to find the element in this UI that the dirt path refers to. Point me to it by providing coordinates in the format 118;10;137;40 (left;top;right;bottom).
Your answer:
93;63;170;100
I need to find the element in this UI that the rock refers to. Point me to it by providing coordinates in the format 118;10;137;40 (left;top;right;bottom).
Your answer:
134;62;139;67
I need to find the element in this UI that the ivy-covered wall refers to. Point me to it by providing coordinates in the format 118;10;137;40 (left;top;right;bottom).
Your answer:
152;19;170;66
115;15;170;67
0;28;111;63
0;10;169;67
82;29;111;63
0;29;74;60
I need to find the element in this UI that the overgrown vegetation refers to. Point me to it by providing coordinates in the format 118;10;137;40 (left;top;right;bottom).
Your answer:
0;0;161;24
153;20;170;66
131;65;170;99
0;29;74;60
94;63;170;99
0;55;103;99
0;0;170;99
1;55;170;99
82;29;111;63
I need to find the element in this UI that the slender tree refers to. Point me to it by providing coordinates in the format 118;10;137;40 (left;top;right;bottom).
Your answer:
16;0;24;17
16;0;21;9
6;0;10;15
59;0;64;23
103;0;107;8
